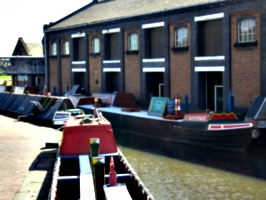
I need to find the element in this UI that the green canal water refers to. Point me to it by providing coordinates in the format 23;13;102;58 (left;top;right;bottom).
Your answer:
117;136;266;200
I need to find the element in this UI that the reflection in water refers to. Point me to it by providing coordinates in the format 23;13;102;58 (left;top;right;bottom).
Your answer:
116;132;266;199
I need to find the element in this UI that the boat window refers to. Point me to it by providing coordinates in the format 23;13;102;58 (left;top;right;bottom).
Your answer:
55;113;70;119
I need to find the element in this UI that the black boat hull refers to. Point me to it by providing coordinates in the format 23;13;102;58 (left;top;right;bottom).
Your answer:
80;106;254;151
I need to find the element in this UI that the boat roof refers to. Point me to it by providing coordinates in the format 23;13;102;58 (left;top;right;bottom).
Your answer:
0;92;76;120
60;115;118;155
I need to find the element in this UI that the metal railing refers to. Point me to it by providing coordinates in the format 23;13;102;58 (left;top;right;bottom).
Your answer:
0;56;45;74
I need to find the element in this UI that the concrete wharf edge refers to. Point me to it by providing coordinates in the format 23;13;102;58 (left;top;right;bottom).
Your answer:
0;114;62;200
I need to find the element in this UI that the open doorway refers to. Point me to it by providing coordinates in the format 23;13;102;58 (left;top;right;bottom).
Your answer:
215;85;223;112
73;72;85;86
105;72;120;93
144;72;164;104
198;72;223;111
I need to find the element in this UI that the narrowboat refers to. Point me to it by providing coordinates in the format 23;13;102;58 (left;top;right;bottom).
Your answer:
48;101;153;200
75;94;260;152
0;87;83;126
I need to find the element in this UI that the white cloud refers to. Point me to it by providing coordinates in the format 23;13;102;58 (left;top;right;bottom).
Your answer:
0;0;91;56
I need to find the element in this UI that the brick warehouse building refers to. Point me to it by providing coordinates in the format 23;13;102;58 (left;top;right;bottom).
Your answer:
43;0;266;113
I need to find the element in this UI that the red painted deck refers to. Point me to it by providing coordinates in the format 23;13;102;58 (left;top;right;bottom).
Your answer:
60;116;118;155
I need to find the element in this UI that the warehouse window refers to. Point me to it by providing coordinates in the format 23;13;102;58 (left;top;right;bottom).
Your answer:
175;27;188;47
51;42;57;56
238;18;256;43
92;37;100;53
63;40;69;55
128;33;138;51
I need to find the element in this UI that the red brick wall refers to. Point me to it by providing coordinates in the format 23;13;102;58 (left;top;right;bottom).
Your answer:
231;10;260;107
88;33;102;95
169;21;191;100
49;59;57;93
60;37;71;92
124;28;141;101
61;57;71;91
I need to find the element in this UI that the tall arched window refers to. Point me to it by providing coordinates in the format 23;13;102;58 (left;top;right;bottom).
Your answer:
63;41;70;55
92;37;100;53
175;27;188;47
128;33;138;51
238;18;256;43
51;42;57;56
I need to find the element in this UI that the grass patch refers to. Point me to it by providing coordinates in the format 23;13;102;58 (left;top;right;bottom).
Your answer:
0;74;12;86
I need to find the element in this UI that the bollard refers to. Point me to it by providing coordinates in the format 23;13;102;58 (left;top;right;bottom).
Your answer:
228;91;234;112
90;138;100;157
53;87;56;96
43;85;48;96
92;156;105;200
184;95;189;113
94;98;98;117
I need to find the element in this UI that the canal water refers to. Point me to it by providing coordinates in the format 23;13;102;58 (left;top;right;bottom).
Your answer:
115;132;266;200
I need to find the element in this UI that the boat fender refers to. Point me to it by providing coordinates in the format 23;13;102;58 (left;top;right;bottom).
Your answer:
251;128;260;139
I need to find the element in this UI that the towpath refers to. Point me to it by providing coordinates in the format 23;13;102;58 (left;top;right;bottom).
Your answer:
0;115;62;200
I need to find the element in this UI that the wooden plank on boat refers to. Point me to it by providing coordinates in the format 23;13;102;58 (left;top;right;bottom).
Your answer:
79;155;92;174
80;174;95;200
57;176;79;181
103;183;132;200
79;155;96;200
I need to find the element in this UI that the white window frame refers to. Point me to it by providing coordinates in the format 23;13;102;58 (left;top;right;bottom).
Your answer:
92;37;100;53
238;18;256;43
63;41;69;55
175;27;188;47
128;33;138;51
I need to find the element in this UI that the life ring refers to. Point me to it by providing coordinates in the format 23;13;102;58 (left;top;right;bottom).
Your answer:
251;128;260;139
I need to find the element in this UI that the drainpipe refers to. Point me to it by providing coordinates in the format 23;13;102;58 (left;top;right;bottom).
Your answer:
43;25;49;91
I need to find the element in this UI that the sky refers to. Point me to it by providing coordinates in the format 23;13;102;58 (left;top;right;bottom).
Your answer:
0;0;92;56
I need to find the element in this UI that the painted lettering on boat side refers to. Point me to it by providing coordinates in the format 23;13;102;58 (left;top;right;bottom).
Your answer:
184;115;209;121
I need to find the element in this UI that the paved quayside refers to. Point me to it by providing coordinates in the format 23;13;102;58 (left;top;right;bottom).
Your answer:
0;114;62;200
